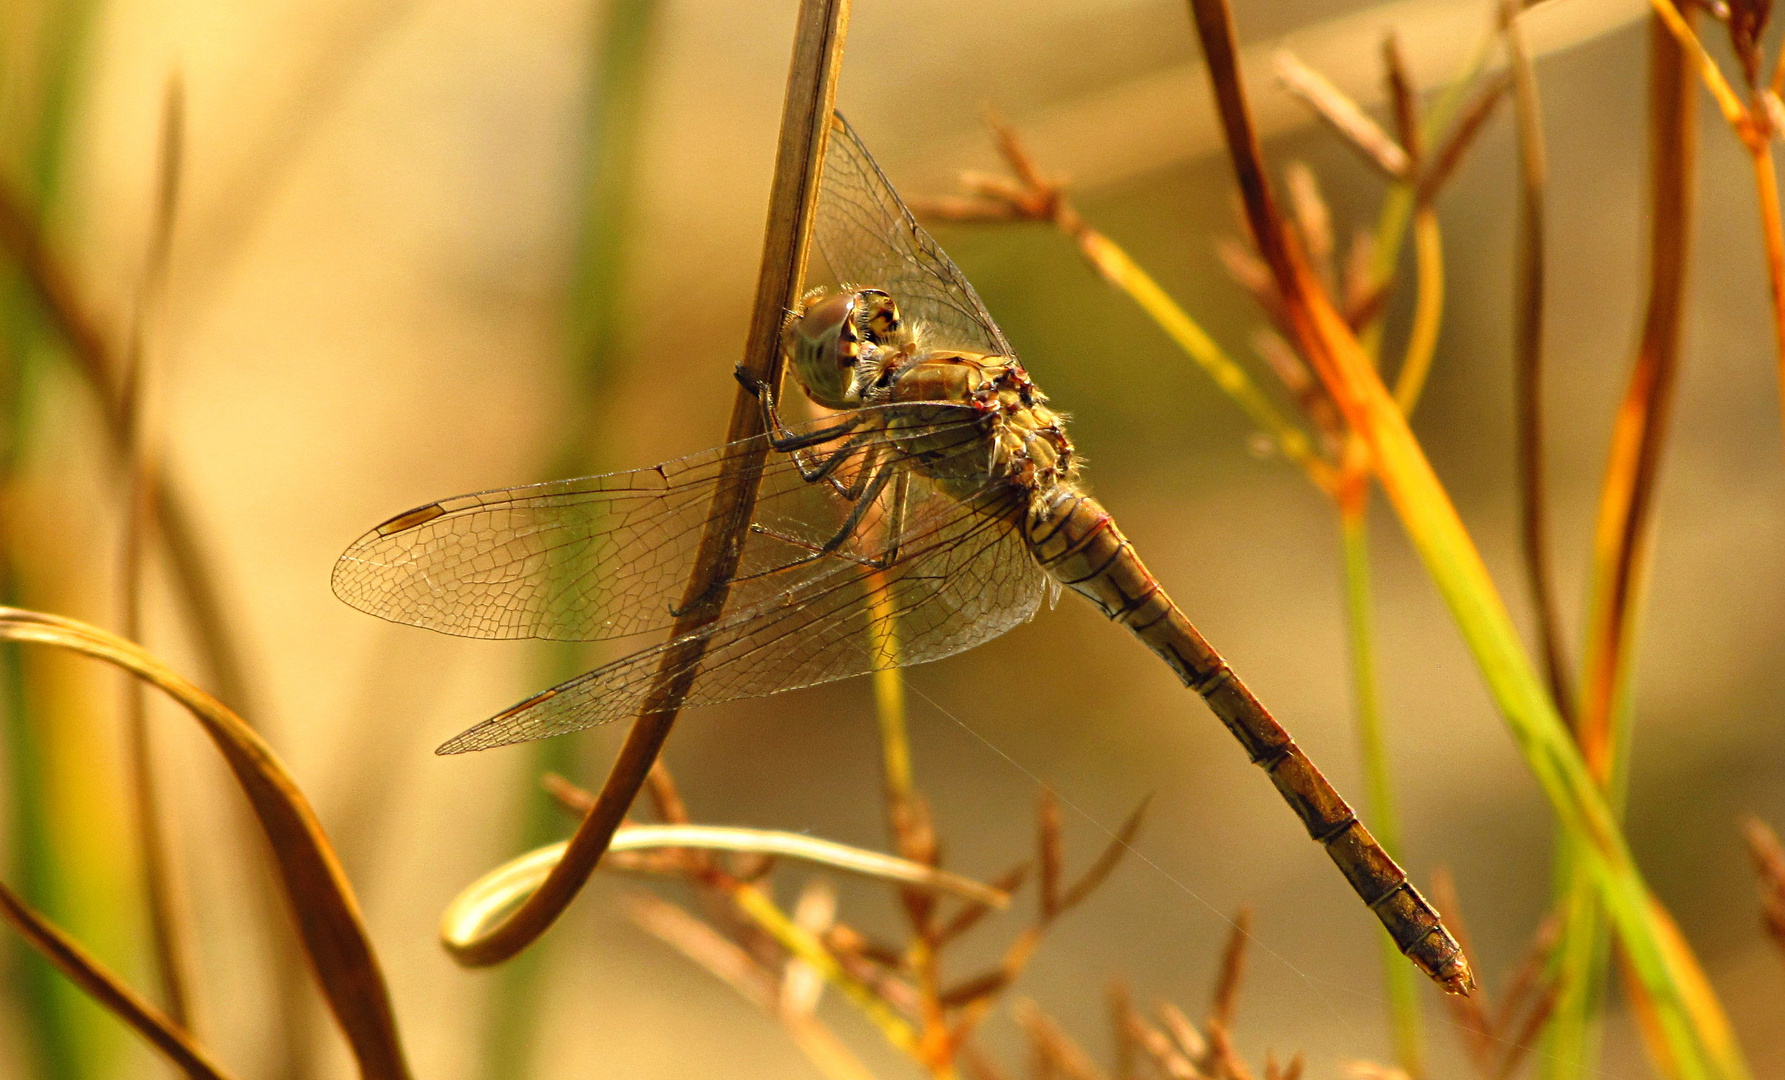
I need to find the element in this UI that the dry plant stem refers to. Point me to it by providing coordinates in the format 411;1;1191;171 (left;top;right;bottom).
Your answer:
1184;1;1761;1074
729;883;925;1056
0;609;409;1079
0;880;234;1080
1503;0;1573;725
623;892;879;1080
440;0;850;968
122;76;196;1033
439;823;1010;931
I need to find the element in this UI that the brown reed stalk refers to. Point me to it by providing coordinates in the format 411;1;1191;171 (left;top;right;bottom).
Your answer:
438;0;850;968
0;608;409;1078
1502;1;1572;724
120;76;197;1033
0;880;233;1080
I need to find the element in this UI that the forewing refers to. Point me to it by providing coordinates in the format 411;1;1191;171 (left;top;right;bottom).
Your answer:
332;403;985;643
816;112;1015;358
437;481;1047;753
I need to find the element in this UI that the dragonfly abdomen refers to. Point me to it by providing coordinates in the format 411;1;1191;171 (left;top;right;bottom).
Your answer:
1024;488;1476;996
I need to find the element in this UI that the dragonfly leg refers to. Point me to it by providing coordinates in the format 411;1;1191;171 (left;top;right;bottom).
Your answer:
735;364;872;495
735;364;865;452
789;427;880;486
735;457;900;580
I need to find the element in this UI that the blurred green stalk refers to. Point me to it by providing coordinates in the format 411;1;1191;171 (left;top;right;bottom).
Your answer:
1340;506;1422;1078
0;2;116;1077
480;2;660;1077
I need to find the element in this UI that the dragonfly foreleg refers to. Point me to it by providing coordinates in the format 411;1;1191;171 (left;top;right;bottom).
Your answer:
737;364;872;495
736;456;902;580
736;364;866;452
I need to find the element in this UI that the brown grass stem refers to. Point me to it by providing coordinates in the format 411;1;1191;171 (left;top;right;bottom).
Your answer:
0;608;409;1079
1577;0;1696;807
438;0;850;968
0;879;234;1080
121;76;196;1033
1503;1;1574;725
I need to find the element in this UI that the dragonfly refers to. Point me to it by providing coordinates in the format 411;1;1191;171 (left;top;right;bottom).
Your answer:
333;112;1474;995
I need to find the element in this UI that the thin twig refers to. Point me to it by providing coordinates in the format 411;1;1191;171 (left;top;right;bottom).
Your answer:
1273;51;1409;180
1412;73;1513;209
1383;34;1422;166
1208;909;1251;1036
439;0;851;968
1390;209;1444;415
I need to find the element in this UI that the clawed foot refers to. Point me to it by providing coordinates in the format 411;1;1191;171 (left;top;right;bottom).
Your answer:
734;364;766;398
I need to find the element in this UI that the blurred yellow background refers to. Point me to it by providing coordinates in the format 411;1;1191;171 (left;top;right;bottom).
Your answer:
2;0;1783;1077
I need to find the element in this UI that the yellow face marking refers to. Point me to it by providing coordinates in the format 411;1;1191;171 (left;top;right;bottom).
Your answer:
376;503;448;535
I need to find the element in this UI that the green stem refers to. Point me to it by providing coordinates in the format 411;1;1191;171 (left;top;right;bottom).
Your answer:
481;3;660;1078
1340;505;1423;1077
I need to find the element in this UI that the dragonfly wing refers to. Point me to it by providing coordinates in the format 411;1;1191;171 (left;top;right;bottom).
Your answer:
436;481;1047;753
332;403;984;643
817;112;1016;358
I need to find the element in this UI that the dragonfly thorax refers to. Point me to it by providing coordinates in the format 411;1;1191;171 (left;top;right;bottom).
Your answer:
782;287;916;409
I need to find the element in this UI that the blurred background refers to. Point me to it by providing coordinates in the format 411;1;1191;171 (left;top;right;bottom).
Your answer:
1;0;1783;1076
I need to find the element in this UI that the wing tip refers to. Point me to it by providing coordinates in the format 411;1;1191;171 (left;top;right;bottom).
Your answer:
435;686;562;755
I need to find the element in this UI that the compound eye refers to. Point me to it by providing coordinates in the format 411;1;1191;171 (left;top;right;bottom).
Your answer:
798;292;855;356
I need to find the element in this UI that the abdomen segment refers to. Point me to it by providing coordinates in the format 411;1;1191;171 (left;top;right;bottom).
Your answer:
1025;488;1476;995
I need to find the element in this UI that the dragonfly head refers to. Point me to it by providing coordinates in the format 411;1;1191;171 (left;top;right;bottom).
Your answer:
783;288;909;409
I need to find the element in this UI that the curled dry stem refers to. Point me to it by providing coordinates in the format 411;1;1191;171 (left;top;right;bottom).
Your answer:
438;0;851;968
439;822;1009;950
0;608;409;1079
